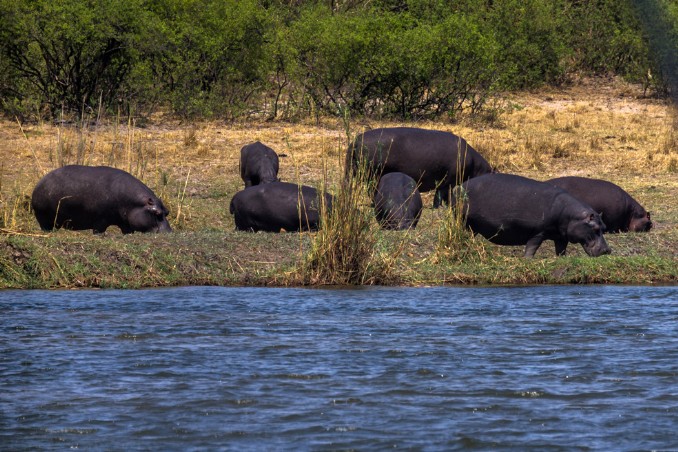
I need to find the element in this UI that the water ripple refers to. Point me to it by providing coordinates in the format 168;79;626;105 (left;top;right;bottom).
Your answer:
1;285;678;449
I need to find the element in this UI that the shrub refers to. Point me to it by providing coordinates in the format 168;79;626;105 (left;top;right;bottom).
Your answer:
0;0;147;119
301;157;386;285
145;0;271;119
567;0;650;79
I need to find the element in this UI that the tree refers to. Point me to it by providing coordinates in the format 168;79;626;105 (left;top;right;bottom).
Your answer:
0;0;145;119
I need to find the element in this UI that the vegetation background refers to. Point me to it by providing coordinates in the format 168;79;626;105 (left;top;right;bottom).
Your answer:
0;0;677;288
1;0;675;122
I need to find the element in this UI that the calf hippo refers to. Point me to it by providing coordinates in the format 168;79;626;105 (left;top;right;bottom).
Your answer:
229;181;333;232
547;176;652;233
346;127;492;208
240;141;280;188
456;173;610;257
373;172;423;230
31;165;172;234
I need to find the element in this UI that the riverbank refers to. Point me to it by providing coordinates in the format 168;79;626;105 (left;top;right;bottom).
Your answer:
1;227;677;288
2;80;677;288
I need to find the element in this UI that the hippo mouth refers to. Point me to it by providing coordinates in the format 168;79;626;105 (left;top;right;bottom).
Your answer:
155;220;173;233
630;212;652;232
583;240;611;257
637;219;653;232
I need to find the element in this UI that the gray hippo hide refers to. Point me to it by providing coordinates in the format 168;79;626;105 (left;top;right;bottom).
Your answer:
31;165;172;234
229;181;333;232
547;176;652;233
373;172;423;230
346;127;492;208
240;141;280;188
456;173;611;257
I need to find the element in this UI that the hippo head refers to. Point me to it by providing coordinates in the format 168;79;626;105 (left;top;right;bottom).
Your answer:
568;211;611;257
127;196;172;233
629;210;652;232
259;169;280;185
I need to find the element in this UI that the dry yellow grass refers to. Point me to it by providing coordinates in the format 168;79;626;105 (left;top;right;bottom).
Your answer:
1;78;677;238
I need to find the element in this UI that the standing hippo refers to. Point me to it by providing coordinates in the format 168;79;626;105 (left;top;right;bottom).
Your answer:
547;176;652;233
31;165;172;234
240;141;280;188
373;172;423;230
229;181;333;232
456;173;610;257
346;127;492;208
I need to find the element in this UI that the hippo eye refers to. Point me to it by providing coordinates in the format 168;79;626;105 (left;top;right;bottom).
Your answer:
147;197;154;206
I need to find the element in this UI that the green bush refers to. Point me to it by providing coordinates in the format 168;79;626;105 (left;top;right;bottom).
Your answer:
285;6;499;119
633;0;678;96
567;0;650;78
143;0;271;119
377;12;499;119
0;0;147;118
485;0;568;88
0;0;674;121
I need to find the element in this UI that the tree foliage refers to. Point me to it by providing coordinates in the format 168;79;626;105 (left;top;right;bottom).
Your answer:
0;0;146;118
0;0;673;121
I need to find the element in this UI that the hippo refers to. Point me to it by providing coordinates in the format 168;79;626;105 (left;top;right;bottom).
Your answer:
31;165;172;234
456;173;611;257
373;172;423;230
346;127;492;208
229;181;333;232
547;176;652;233
240;141;280;188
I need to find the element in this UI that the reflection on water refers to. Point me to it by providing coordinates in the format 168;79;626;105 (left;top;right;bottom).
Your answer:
1;285;678;449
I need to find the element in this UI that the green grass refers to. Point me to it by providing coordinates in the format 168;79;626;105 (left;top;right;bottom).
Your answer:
2;221;675;289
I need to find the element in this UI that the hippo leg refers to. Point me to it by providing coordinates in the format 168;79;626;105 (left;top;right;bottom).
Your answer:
93;221;110;234
554;238;568;256
433;185;450;208
524;235;545;258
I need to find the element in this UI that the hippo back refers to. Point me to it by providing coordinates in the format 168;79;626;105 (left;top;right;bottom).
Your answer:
459;173;610;257
31;165;171;233
373;172;423;230
240;141;280;187
230;181;332;232
547;176;651;233
347;127;491;192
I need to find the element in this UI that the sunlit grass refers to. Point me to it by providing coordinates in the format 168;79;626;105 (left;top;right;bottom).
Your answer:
1;78;676;287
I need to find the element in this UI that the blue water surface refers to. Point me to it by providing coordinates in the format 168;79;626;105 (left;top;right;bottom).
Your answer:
1;285;677;450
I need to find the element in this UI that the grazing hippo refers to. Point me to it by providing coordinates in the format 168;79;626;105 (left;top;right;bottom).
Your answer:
373;172;423;230
346;127;492;208
240;141;280;188
31;165;172;234
229;181;333;232
456;173;610;257
547;176;652;233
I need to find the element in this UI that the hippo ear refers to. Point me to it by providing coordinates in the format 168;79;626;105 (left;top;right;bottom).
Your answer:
146;197;164;215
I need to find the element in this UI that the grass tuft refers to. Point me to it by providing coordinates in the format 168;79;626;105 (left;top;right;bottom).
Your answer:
434;185;487;264
299;156;389;285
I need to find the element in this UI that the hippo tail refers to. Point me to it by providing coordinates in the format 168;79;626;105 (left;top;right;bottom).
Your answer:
229;197;236;215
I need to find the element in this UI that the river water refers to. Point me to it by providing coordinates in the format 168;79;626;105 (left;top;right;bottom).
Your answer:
1;285;677;450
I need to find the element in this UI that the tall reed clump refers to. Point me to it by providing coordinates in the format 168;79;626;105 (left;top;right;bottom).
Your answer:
301;155;394;285
435;141;487;263
435;185;487;263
